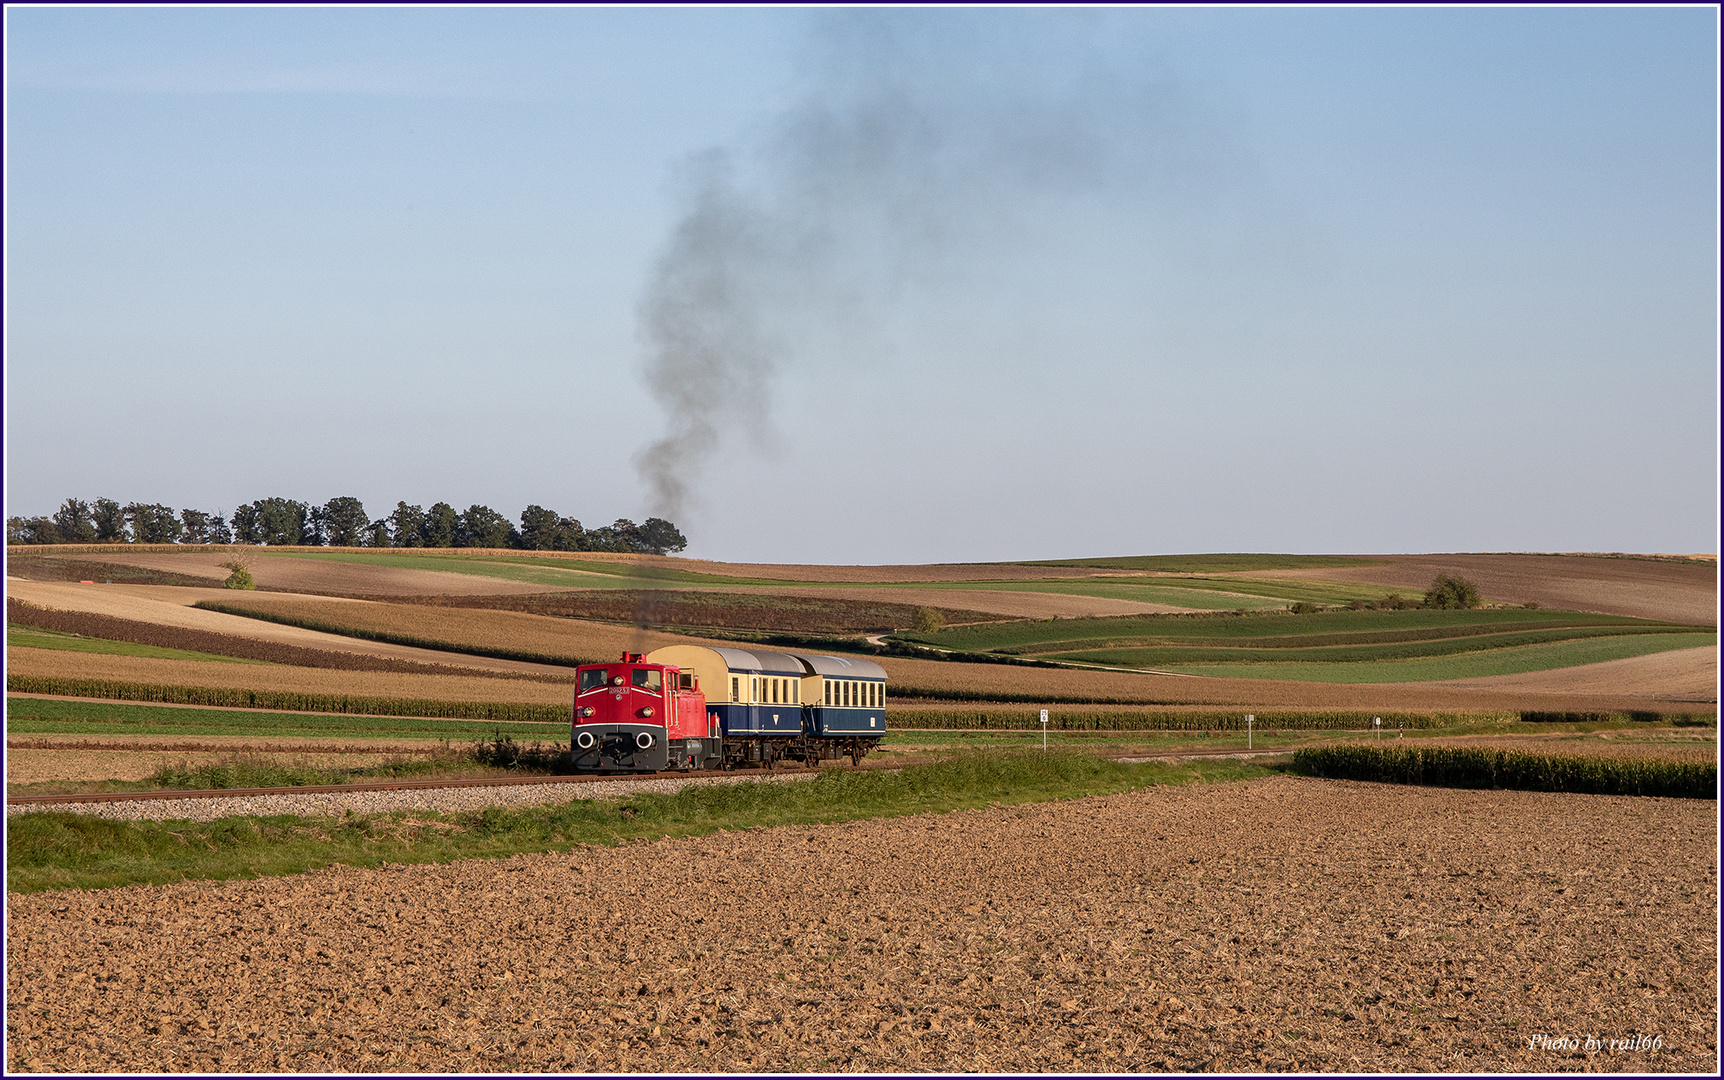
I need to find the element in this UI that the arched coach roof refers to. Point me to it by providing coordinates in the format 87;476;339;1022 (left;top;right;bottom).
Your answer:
707;647;805;676
788;653;888;681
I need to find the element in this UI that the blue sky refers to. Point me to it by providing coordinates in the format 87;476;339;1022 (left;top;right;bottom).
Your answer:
4;6;1717;563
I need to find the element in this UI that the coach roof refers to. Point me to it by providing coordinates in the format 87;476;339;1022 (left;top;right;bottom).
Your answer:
788;653;888;681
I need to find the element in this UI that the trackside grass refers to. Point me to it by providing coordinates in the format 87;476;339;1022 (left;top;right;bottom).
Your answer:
4;751;1278;893
1292;744;1716;799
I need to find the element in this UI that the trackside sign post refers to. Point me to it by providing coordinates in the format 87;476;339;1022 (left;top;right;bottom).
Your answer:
1040;709;1048;750
1246;714;1253;750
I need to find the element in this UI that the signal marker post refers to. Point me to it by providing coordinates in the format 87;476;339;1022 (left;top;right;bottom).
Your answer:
1374;716;1381;741
1246;714;1253;750
1040;709;1049;751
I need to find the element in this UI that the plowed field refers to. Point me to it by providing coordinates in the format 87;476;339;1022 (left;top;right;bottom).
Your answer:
5;776;1714;1073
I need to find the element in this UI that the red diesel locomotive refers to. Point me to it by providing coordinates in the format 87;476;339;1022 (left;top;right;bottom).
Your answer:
569;647;887;772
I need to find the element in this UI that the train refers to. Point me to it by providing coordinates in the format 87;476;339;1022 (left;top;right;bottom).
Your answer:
568;645;886;772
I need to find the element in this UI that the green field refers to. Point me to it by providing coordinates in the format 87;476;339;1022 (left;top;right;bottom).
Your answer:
893;608;1715;682
7;627;267;665
5;698;569;742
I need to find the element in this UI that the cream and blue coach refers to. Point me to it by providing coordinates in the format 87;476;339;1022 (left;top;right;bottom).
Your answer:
646;645;887;745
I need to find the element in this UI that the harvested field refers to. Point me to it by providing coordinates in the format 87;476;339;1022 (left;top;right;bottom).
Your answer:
5;776;1715;1073
6;598;563;683
419;592;995;635
1261;554;1718;625
190;597;722;667
4;582;576;678
4;651;571;707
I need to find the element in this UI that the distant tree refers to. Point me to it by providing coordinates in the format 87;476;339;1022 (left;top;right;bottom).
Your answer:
304;505;328;546
519;505;562;550
321;497;370;547
92;498;127;542
637;517;688;555
124;503;183;544
53;499;97;543
179;509;214;544
232;498;307;546
364;519;392;548
912;607;945;633
457;504;514;549
585;518;642;553
6;516;59;544
388;502;426;547
220;559;256;590
1424;574;1480;610
207;511;233;545
422;502;459;548
554;516;586;551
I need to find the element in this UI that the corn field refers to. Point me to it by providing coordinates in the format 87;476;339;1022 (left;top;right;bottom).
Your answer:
1292;744;1716;799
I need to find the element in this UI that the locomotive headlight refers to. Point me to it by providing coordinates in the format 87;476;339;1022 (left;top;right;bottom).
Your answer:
575;730;596;750
638;706;654;718
578;706;595;718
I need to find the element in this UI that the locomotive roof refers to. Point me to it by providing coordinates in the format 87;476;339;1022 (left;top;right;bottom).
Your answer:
702;646;887;681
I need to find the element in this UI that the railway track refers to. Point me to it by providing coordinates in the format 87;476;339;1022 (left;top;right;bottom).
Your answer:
5;746;1289;807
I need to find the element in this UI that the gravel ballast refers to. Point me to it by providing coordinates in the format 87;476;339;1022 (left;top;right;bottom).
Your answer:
5;775;1716;1073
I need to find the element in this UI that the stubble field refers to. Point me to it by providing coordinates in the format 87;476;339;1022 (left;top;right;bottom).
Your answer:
5;776;1715;1074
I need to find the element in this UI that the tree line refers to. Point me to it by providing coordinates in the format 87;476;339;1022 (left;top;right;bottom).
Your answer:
5;497;688;555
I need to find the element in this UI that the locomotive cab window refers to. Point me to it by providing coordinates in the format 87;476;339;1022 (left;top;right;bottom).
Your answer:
579;669;610;694
631;669;662;693
678;672;695;691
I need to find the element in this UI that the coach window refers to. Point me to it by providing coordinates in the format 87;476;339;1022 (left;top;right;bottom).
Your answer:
731;677;740;703
792;681;799;704
751;677;758;702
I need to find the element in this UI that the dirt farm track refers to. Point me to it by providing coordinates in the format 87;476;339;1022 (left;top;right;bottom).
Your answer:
6;776;1716;1074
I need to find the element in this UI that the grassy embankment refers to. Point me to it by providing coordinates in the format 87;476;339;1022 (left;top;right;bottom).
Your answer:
894;608;1716;682
7;627;267;665
5;750;1274;893
6;697;569;738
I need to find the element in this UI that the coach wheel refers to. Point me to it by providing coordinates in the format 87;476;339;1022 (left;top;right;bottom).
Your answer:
635;731;655;751
850;744;862;767
575;730;596;751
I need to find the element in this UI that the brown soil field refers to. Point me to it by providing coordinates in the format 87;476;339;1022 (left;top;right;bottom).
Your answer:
4;651;573;707
1425;647;1718;702
6;776;1715;1073
1262;554;1718;625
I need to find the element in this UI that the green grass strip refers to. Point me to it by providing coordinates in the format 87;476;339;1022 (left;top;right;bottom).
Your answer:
1292;743;1716;799
7;628;268;665
5;675;570;725
4;750;1278;893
